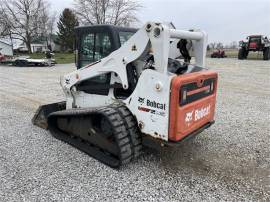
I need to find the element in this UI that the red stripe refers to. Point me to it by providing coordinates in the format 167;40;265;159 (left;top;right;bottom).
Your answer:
138;106;150;112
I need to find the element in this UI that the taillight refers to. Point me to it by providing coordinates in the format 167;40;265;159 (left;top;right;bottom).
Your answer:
182;89;187;102
210;81;214;92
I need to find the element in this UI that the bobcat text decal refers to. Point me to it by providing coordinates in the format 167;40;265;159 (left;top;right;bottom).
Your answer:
185;105;211;125
138;97;166;110
138;97;166;117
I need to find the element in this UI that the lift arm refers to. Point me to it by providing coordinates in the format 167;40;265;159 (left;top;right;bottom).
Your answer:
61;22;207;95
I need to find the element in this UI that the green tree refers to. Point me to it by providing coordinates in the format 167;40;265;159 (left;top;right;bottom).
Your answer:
57;8;79;51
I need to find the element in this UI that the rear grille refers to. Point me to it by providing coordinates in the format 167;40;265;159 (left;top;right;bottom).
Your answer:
179;78;215;106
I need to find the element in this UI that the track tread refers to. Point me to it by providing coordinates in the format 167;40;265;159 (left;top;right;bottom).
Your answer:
98;106;133;166
111;103;143;159
46;102;142;168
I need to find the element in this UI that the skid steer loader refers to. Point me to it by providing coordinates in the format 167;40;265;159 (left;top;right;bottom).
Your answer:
32;22;218;168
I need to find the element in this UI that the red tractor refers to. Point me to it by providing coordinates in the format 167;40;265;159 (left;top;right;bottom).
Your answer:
238;35;270;60
211;49;227;58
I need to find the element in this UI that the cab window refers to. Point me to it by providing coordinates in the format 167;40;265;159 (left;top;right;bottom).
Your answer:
78;32;112;95
79;32;112;67
80;33;95;67
95;33;112;60
119;31;135;45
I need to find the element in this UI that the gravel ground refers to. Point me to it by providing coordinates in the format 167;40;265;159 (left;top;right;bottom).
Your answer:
0;58;269;201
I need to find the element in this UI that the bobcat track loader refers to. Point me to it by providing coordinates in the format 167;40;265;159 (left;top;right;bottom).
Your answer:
32;22;218;168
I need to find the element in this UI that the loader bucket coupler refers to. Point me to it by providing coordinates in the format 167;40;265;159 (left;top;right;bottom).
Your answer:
32;101;66;129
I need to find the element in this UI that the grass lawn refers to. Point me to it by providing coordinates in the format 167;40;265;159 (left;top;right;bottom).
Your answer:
30;52;75;64
23;49;265;64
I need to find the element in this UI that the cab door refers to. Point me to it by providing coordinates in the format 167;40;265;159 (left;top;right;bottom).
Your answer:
77;31;113;95
79;31;113;68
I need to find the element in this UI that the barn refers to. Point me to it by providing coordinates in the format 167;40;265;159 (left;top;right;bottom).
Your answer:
0;40;13;56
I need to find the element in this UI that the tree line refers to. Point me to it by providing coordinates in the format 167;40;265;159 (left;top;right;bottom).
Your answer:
0;0;141;53
208;41;239;50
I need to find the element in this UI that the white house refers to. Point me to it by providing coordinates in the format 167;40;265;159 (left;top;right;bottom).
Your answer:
0;40;13;56
31;43;48;52
15;41;59;53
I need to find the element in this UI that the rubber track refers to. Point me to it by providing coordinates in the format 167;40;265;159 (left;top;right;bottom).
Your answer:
112;103;142;159
47;104;137;168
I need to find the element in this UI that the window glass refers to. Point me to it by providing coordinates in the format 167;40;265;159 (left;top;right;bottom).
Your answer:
88;73;109;84
80;32;112;66
119;31;135;45
81;33;95;63
92;33;112;84
78;32;112;94
94;33;112;61
249;37;260;43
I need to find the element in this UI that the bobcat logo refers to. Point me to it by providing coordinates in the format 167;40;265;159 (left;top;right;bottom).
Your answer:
65;78;70;84
185;111;193;123
138;97;145;104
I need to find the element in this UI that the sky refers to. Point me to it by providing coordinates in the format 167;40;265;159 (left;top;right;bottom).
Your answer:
49;0;270;44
